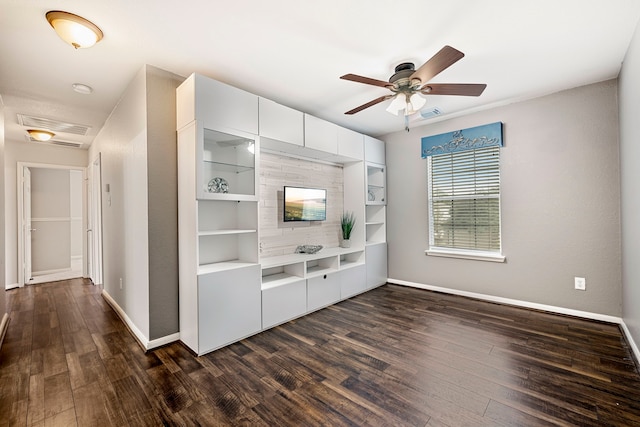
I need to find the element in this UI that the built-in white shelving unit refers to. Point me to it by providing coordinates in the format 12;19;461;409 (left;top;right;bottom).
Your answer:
178;73;387;356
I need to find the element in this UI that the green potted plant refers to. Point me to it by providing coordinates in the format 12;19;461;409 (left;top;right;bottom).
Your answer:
340;211;356;248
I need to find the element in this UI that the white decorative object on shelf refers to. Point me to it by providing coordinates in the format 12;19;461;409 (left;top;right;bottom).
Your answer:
295;245;323;254
207;177;229;193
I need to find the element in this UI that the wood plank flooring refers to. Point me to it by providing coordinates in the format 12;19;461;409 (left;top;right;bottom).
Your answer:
1;278;639;426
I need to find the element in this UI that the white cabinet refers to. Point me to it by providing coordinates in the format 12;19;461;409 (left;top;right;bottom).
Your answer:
364;135;385;164
366;243;388;289
337;127;364;160
177;74;262;356
197;265;262;354
177;72;388;355
262;278;306;328
308;273;341;312
303;114;364;162
198;126;259;201
259;97;304;147
177;73;258;134
341;264;367;299
304;114;338;154
366;163;386;205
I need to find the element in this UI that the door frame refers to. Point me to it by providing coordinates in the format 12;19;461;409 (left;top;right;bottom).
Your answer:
88;154;104;286
17;162;88;287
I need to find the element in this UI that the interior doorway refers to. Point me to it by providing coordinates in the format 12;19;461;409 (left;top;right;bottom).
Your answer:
17;162;87;286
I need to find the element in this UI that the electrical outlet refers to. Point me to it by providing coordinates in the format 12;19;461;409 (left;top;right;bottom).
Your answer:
574;277;586;291
119;277;123;289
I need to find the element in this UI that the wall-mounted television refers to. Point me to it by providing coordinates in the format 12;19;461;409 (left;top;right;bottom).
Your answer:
283;186;327;222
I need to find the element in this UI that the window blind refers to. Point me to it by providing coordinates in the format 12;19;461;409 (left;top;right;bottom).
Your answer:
428;146;501;252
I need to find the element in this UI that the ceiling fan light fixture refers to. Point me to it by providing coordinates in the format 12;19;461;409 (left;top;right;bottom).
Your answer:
46;10;103;49
385;94;407;116
406;93;427;115
27;129;55;142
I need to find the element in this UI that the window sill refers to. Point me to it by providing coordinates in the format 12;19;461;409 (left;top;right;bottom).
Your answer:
425;248;506;263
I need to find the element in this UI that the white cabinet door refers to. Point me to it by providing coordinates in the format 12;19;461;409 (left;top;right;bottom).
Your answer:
197;265;261;354
194;74;259;134
304;114;338;154
307;273;341;311
262;279;307;328
364;135;385;164
340;265;367;299
337;126;364;160
259;98;304;147
366;243;387;289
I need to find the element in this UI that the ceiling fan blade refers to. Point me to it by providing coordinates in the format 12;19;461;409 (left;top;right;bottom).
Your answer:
410;45;465;85
340;74;393;88
421;83;487;96
345;95;393;115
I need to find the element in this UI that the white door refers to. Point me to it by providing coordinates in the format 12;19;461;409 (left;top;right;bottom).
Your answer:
23;167;33;283
90;154;104;285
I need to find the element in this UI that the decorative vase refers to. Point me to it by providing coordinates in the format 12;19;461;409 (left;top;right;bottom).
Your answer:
340;239;351;248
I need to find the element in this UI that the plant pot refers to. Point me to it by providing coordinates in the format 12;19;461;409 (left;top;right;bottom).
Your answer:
340;239;351;248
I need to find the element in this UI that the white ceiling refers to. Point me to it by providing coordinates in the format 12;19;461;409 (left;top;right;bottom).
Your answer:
2;0;640;148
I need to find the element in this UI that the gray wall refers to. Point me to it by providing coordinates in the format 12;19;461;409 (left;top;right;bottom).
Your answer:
88;64;182;343
620;21;640;351
146;66;182;340
383;80;622;316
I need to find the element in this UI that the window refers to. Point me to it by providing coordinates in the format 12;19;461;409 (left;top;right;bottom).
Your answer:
427;146;504;262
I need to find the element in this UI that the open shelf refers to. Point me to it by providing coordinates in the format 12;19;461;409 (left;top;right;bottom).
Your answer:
198;229;256;236
198;261;259;275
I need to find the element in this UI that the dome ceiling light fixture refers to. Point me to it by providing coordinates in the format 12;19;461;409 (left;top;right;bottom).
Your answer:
46;10;103;49
27;129;55;142
72;83;93;94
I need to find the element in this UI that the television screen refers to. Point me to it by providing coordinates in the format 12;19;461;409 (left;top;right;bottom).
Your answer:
283;186;327;222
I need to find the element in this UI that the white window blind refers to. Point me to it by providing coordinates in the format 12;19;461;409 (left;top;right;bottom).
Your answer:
428;146;501;253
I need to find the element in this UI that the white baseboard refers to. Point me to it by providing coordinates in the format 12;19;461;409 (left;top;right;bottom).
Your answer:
5;283;19;290
388;278;623;323
388;279;640;363
101;290;179;351
0;312;9;351
619;321;640;367
32;267;71;276
148;333;181;350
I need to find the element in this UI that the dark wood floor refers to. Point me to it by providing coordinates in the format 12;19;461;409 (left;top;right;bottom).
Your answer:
1;279;639;427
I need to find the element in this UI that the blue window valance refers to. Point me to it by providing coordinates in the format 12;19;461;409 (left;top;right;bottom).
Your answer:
421;122;503;158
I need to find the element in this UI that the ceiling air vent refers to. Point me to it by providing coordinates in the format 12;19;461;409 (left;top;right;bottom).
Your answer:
420;107;443;120
25;134;84;149
17;113;91;135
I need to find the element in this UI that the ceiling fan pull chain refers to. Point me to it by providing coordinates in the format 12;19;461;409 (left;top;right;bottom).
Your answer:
404;115;410;132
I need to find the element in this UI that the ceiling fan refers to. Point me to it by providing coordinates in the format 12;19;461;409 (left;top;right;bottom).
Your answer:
340;46;486;119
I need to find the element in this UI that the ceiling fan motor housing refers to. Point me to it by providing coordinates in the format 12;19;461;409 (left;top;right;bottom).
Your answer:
389;62;418;89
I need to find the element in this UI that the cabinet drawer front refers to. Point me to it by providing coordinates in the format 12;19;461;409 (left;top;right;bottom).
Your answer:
262;279;307;328
307;273;341;312
340;265;366;299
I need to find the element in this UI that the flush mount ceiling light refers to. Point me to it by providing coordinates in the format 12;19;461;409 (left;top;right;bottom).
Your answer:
46;10;103;49
27;129;55;142
72;83;93;94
